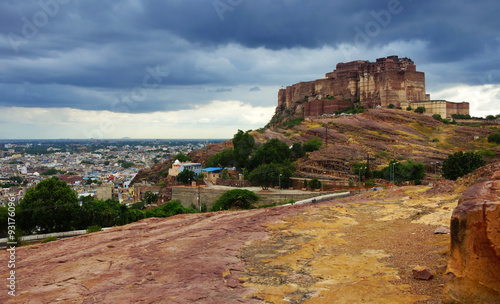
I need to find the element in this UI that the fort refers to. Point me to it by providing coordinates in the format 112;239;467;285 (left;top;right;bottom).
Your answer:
276;55;469;119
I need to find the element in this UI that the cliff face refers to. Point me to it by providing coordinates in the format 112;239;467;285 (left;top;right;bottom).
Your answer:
275;56;426;117
443;167;500;303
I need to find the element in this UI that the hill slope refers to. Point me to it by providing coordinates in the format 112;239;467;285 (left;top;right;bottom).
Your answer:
254;108;498;181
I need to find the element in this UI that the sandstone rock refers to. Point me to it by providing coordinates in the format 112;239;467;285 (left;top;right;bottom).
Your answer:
412;266;433;280
434;226;450;234
443;170;500;303
436;265;448;275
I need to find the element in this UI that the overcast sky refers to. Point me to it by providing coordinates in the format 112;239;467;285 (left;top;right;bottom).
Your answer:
0;0;499;139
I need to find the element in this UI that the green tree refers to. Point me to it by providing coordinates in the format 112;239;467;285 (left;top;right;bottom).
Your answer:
173;152;191;162
414;107;426;114
206;148;235;167
177;169;196;185
210;189;260;211
232;130;256;169
247;163;295;190
17;177;81;233
291;142;305;159
488;132;500;144
302;137;323;152
388;104;395;109
442;151;486;180
250;138;291;170
143;191;159;204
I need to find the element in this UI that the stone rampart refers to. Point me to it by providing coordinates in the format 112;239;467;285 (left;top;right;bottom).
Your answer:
171;186;340;210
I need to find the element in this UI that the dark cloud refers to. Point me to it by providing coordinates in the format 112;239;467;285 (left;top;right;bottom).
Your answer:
0;0;499;114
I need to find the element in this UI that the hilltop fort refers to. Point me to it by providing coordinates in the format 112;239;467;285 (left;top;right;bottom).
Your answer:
275;55;469;119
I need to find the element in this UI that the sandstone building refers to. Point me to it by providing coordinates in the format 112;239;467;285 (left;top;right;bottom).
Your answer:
276;55;469;119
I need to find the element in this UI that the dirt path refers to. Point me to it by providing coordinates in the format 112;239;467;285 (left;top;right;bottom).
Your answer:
1;186;454;303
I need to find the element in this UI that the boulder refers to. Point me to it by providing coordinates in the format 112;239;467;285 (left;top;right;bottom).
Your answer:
434;226;450;234
412;266;433;280
443;172;500;303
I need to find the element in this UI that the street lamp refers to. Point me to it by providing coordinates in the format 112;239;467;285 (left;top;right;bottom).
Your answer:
390;162;399;185
434;161;440;183
358;166;366;189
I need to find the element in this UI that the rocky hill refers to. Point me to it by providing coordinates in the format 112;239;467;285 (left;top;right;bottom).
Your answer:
258;108;498;182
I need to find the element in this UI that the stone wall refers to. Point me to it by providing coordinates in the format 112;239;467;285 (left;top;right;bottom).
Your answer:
304;99;353;116
171;186;338;210
443;171;500;303
276;56;427;116
446;101;470;118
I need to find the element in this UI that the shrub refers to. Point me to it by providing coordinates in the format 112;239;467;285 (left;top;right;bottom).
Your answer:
432;114;443;121
406;106;412;111
41;236;57;243
414;107;426;114
365;180;376;187
432;138;440;142
309;178;321;189
488;132;500;144
388;104;395;109
303;137;323;152
210;189;260;211
442;151;486;180
86;225;102;233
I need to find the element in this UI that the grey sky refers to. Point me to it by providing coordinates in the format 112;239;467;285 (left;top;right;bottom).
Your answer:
0;0;499;138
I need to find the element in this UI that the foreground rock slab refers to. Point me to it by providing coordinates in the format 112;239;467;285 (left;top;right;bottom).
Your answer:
1;186;454;303
443;172;500;303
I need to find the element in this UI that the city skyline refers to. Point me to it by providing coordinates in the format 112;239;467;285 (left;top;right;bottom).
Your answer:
1;0;499;139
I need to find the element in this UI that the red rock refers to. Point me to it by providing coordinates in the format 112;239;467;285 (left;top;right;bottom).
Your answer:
443;170;500;303
412;266;433;280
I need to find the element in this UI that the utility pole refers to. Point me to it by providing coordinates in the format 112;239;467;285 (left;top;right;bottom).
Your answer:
325;126;328;146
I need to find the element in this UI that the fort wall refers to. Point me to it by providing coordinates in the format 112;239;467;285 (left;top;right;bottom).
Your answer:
275;56;469;119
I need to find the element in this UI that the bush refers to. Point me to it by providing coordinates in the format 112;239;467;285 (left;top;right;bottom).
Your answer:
414;107;426;114
86;225;102;233
432;114;443;121
477;150;496;157
41;236;57;243
210;189;260;211
406;106;412;111
303;137;323;152
488;132;500;144
388;104;395;109
309;178;321;189
365;180;376;187
442;151;486;180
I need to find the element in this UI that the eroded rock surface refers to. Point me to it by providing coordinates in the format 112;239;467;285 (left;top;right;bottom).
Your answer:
443;172;500;303
1;186;459;303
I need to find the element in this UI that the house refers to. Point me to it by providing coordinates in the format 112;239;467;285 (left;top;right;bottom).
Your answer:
201;167;223;184
168;160;202;177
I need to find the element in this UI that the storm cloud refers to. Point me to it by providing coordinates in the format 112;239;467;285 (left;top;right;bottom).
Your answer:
0;0;499;138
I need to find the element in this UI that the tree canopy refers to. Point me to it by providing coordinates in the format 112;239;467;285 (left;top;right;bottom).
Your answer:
442;151;486;180
177;169;196;185
210;189;260;211
17;177;81;233
232;130;256;169
247;163;295;190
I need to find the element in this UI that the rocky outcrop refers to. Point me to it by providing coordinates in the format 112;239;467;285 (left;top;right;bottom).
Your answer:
443;170;500;303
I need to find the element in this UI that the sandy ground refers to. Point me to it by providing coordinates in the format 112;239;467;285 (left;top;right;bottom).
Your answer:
1;186;455;303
